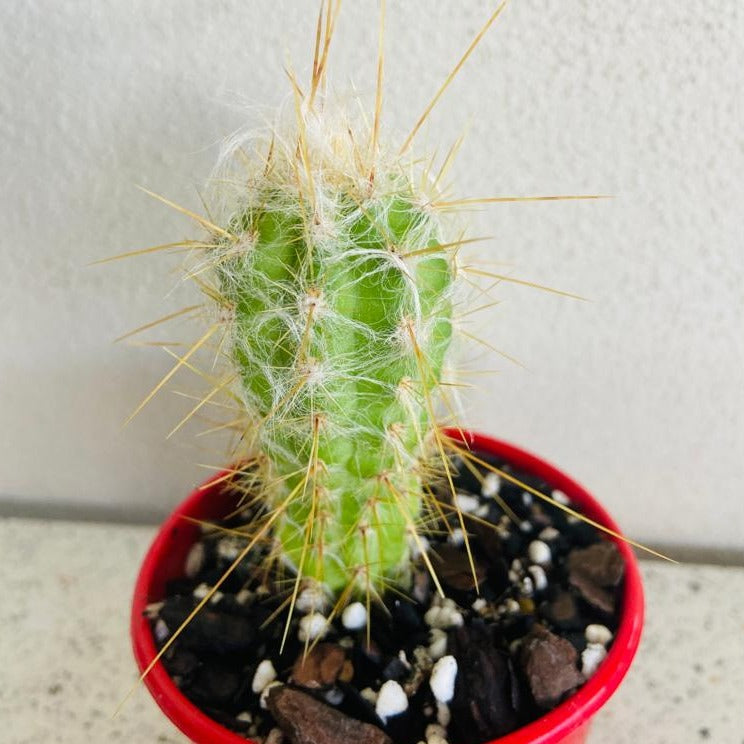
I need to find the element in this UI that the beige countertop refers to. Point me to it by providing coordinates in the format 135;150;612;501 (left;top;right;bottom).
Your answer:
1;517;742;744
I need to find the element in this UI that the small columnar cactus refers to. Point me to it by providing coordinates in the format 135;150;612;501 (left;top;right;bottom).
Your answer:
208;114;455;596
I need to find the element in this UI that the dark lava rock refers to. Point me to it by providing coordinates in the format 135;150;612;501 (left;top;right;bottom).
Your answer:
569;572;616;614
433;544;487;592
519;624;584;709
567;541;625;587
188;664;243;706
448;622;519;744
541;591;583;631
267;686;392;744
159;596;256;654
162;647;201;681
567;541;624;614
291;644;347;689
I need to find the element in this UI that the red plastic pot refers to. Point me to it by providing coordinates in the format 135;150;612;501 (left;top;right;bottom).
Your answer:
132;430;643;744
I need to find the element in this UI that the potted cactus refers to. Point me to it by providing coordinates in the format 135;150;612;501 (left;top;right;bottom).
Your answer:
123;3;645;743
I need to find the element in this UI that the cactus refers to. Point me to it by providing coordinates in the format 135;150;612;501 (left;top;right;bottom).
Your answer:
211;133;454;596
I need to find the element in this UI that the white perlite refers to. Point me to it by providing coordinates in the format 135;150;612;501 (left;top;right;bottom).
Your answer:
360;687;378;705
552;489;570;505
424;598;464;629
375;680;408;722
585;624;613;646
527;540;552;566
184;542;205;578
341;601;367;630
252;659;277;694
436;702;451;727
481;472;501;498
453;493;479;513
448;528;465;546
425;723;447;739
217;537;242;561
154;618;169;643
538;526;560;541
298;612;328;642
428;628;448;661
472;597;487;614
581;643;608;677
528;564;548;592
429;655;458;703
296;584;328;614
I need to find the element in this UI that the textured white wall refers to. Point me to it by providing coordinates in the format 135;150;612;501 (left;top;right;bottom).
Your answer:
1;1;742;550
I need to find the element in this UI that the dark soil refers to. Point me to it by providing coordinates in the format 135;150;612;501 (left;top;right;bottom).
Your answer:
147;453;625;744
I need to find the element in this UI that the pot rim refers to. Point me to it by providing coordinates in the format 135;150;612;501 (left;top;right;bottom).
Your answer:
131;429;644;744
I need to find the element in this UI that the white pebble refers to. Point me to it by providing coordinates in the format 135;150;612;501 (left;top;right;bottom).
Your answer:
428;628;448;661
429;655;458;703
260;681;283;709
519;520;532;533
217;537;241;561
504;598;520;615
475;503;490;518
520;576;534;597
472;598;487;614
236;588;254;606
581;643;607;677
481;472;501;498
436;702;451;727
361;687;378;704
428;735;448;744
448;528;465;546
341;602;367;630
210;591;224;605
424;605;464;630
144;601;164;619
398;650;412;669
298;612;328;642
539;527;560;541
528;540;552;566
236;711;252;723
552;489;570;505
521;491;533;506
154;619;169;643
296;584;328;614
184;543;205;578
528;565;548;592
252;659;277;694
192;582;210;600
375;680;409;722
426;723;447;739
453;493;480;513
585;624;613;646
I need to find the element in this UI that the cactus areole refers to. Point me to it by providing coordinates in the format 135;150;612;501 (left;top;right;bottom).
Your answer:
211;130;454;596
